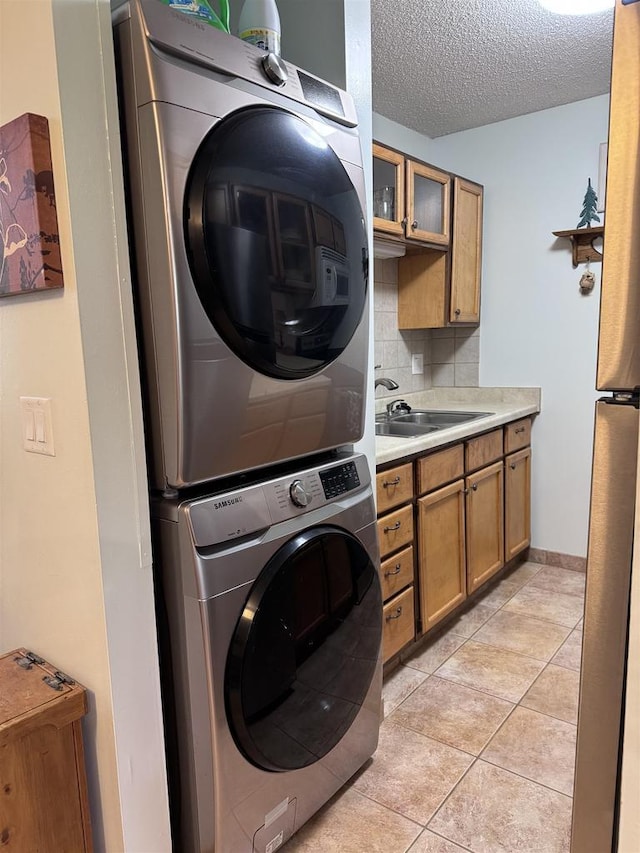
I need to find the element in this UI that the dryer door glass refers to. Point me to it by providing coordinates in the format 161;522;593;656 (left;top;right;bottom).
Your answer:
185;107;368;380
225;526;381;771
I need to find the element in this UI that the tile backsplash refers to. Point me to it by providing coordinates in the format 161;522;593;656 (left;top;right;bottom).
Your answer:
373;258;480;399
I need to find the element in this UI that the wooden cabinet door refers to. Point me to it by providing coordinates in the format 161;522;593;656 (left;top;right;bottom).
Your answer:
418;479;467;631
450;178;483;324
505;447;532;561
466;461;505;593
373;144;405;238
406;161;450;246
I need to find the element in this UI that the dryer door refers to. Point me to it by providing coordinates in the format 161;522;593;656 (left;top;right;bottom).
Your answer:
184;107;368;380
225;526;381;772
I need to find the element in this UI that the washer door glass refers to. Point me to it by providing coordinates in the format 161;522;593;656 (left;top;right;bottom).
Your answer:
184;107;368;380
225;526;381;771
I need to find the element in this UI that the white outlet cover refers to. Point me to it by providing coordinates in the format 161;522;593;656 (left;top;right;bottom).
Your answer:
411;353;424;375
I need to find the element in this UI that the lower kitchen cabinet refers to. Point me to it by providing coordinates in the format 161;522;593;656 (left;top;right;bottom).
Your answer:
377;503;413;559
466;460;505;593
505;446;532;561
380;546;414;601
376;462;416;663
383;587;415;662
417;480;467;630
377;415;533;665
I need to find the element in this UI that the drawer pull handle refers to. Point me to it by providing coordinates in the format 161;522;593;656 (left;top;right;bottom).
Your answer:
386;606;403;621
515;426;526;434
384;521;402;532
384;564;402;577
510;462;517;470
383;476;401;488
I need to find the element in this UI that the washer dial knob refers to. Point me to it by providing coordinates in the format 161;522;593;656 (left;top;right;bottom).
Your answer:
289;479;310;508
261;53;288;86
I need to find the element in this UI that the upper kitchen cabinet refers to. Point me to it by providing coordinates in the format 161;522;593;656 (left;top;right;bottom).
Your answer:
450;177;483;323
396;175;483;329
373;143;450;247
406;161;450;246
373;144;405;238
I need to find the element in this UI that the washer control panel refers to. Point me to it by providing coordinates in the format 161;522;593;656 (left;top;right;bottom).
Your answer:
187;454;371;547
289;479;311;507
319;460;361;499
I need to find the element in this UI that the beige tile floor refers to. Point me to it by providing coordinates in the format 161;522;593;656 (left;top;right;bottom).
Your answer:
283;560;584;853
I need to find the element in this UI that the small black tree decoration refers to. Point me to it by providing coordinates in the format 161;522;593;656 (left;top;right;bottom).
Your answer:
577;178;601;229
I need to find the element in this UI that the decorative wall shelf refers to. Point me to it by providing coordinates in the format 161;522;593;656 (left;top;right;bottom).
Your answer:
552;226;604;268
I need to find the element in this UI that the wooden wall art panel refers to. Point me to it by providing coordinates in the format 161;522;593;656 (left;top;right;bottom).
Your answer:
0;113;64;297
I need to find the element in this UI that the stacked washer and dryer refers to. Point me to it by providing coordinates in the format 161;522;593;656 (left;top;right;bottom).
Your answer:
113;2;381;850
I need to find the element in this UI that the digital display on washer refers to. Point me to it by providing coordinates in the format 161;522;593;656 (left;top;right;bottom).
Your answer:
298;71;344;117
319;461;360;499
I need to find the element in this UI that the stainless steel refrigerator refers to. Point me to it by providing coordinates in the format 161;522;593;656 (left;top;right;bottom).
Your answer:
571;1;640;851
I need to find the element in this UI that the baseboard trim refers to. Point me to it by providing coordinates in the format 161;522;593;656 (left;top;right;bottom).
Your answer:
528;547;587;573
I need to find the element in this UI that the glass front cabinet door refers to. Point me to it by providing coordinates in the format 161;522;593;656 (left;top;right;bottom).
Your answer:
406;161;450;247
373;144;405;238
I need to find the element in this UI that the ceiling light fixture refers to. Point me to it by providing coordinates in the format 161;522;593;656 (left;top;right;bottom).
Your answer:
538;0;614;13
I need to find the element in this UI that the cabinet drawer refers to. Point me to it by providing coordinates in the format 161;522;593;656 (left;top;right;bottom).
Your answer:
417;444;464;495
383;587;415;663
376;462;414;513
466;429;503;472
380;545;414;601
505;418;531;454
377;504;414;558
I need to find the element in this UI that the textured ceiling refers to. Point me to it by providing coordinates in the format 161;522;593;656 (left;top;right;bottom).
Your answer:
372;0;614;138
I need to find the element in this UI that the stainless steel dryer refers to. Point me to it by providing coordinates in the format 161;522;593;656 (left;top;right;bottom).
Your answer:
152;452;382;852
113;0;370;492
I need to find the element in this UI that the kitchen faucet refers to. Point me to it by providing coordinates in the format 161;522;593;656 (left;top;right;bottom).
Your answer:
374;377;399;390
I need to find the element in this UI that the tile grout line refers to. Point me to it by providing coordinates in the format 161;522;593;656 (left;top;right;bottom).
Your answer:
346;781;439;833
467;635;569;665
388;694;519;759
477;754;575;800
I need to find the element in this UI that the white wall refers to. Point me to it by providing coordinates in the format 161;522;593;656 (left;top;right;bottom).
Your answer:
430;95;610;557
0;1;170;850
373;112;432;161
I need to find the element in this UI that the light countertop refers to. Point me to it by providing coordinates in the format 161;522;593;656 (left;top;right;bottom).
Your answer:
375;386;541;467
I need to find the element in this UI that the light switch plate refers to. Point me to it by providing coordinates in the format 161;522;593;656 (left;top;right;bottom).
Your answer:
411;353;424;375
21;397;55;456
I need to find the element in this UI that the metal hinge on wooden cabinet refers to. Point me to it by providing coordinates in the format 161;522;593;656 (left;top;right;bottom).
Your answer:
43;670;76;691
13;650;44;669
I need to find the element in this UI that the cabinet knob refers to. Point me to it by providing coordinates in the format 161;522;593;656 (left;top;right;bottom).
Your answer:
384;564;402;577
401;217;408;227
383;476;401;488
386;606;403;621
510;462;517;470
515;426;526;434
384;521;402;532
454;308;461;316
472;483;478;491
411;220;418;230
463;488;469;495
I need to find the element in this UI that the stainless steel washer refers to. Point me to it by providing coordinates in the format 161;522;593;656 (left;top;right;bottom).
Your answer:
113;0;370;492
152;452;382;852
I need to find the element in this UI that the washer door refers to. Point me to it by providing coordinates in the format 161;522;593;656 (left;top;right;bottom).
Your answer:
225;526;381;772
184;107;368;380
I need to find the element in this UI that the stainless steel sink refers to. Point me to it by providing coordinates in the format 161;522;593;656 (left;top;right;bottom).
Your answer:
374;409;494;437
375;421;440;437
393;410;493;426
